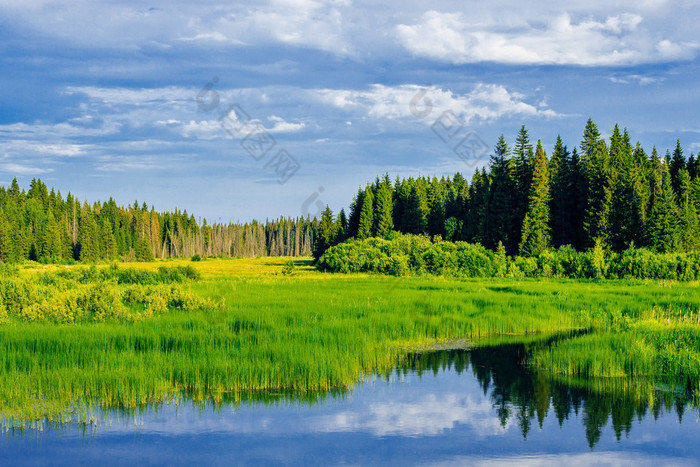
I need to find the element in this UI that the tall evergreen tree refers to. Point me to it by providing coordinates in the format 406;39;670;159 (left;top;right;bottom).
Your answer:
78;212;100;262
347;187;365;239
670;139;685;197
677;169;700;251
580;121;610;248
487;135;515;252
549;135;572;248
427;177;447;238
465;169;489;244
648;161;681;252
313;205;337;261
519;141;551;256
607;126;639;251
511;126;534;247
357;185;375;240
373;175;394;238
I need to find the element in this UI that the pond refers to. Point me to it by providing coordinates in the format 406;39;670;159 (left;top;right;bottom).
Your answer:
2;342;699;465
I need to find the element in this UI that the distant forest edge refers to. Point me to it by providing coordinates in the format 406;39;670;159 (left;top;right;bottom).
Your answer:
314;119;700;263
1;119;698;265
0;180;318;263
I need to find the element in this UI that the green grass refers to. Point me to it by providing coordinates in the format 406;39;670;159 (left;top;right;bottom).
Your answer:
1;257;700;423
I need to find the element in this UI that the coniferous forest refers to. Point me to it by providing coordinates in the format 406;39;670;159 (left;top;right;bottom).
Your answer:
0;180;318;263
0;119;697;265
314;119;700;260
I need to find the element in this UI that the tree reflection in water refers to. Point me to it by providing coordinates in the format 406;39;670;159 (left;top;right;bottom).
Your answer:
402;340;695;449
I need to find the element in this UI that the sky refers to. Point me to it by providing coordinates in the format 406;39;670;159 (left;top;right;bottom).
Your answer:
1;0;699;222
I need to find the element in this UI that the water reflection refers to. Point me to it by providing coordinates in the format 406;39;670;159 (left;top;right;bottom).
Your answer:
405;342;696;448
2;341;699;465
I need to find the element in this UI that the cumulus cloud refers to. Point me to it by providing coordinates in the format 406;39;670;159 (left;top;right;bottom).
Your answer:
315;83;559;124
395;10;699;65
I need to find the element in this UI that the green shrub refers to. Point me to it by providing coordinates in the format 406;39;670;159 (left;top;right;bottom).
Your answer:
318;234;700;281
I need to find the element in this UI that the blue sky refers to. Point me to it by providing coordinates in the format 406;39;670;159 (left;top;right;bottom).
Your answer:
1;0;699;222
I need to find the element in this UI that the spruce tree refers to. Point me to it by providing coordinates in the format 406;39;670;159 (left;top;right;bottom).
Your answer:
0;217;11;262
549;135;572;248
427;177;446;238
670;140;685;197
465;169;489;244
347;187;365;239
487;135;515;252
607;126;639;251
373;175;394;238
678;169;700;251
519;140;551;256
648;161;681;252
511;126;534;247
78;212;100;262
313;205;337;261
357;185;374;240
569;148;587;250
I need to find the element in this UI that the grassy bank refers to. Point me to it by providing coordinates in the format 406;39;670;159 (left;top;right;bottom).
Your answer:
1;257;699;422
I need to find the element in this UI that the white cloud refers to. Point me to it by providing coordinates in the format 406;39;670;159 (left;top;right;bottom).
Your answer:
609;74;663;85
315;83;559;124
0;121;121;139
0;140;88;157
312;393;510;437
2;1;699;66
429;452;697;467
0;163;54;175
266;115;306;133
395;10;699;65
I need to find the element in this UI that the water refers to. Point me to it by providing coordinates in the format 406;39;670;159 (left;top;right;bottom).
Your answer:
2;343;699;466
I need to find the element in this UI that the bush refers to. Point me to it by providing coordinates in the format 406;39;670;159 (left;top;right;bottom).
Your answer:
281;259;296;276
317;234;700;281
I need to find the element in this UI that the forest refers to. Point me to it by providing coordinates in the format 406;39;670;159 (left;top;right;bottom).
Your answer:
0;119;696;267
315;119;699;261
0;179;318;263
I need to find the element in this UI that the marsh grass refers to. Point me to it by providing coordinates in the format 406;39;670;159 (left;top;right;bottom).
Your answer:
2;257;700;424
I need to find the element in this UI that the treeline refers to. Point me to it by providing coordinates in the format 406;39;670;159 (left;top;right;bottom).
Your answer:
0;179;318;263
314;120;700;259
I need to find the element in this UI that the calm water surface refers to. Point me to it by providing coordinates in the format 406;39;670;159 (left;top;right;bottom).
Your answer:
2;343;699;466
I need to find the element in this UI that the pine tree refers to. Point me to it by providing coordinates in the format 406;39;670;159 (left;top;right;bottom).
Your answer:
373;175;394;238
519;140;551;256
357;185;374;240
